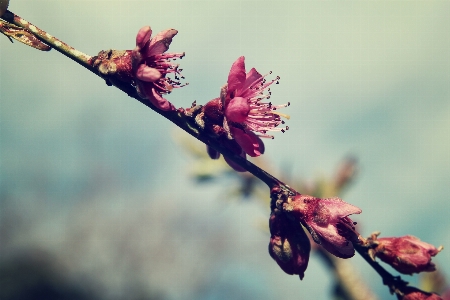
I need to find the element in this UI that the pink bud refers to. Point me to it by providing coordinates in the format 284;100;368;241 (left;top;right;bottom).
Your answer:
268;213;310;280
289;194;361;258
374;236;442;275
400;287;443;300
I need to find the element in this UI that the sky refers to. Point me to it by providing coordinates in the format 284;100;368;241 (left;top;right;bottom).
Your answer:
1;1;450;299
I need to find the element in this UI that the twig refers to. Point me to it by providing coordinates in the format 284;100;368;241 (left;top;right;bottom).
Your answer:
1;10;95;73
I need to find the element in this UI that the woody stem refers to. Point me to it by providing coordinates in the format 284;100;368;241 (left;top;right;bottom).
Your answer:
354;243;407;296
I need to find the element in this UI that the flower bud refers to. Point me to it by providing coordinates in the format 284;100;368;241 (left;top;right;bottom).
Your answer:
289;194;361;258
374;235;442;275
268;213;310;280
399;287;443;300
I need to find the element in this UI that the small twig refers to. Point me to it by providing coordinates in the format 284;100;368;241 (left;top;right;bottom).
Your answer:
1;10;95;73
354;243;408;296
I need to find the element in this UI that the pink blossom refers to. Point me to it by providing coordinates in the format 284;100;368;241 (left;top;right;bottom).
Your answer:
132;26;186;111
202;57;289;171
221;56;289;150
223;56;289;155
268;212;310;280
224;56;289;134
373;235;442;275
401;287;443;300
288;194;362;258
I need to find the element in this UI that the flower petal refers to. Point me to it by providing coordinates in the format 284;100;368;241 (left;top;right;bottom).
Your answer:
231;127;262;157
239;67;262;96
225;96;250;123
227;56;246;95
148;88;175;111
145;29;178;57
135;26;152;50
319;238;355;259
256;134;265;154
135;65;161;82
320;197;362;219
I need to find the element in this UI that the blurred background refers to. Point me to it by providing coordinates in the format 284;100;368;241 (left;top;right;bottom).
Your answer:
1;1;449;299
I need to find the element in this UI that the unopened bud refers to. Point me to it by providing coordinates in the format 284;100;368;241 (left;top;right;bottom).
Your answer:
289;194;361;258
268;213;310;280
374;235;442;275
399;286;443;300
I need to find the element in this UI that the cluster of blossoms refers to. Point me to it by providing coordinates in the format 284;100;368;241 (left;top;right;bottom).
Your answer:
90;25;445;298
268;187;443;285
94;28;288;170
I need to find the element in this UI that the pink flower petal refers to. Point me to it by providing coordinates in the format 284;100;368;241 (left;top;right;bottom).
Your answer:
227;56;246;95
135;65;161;82
231;127;262;157
145;29;178;57
319;238;355;259
320;197;362;219
148;88;175;111
309;223;355;258
256;134;265;154
239;67;262;96
135;26;152;50
225;97;250;123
